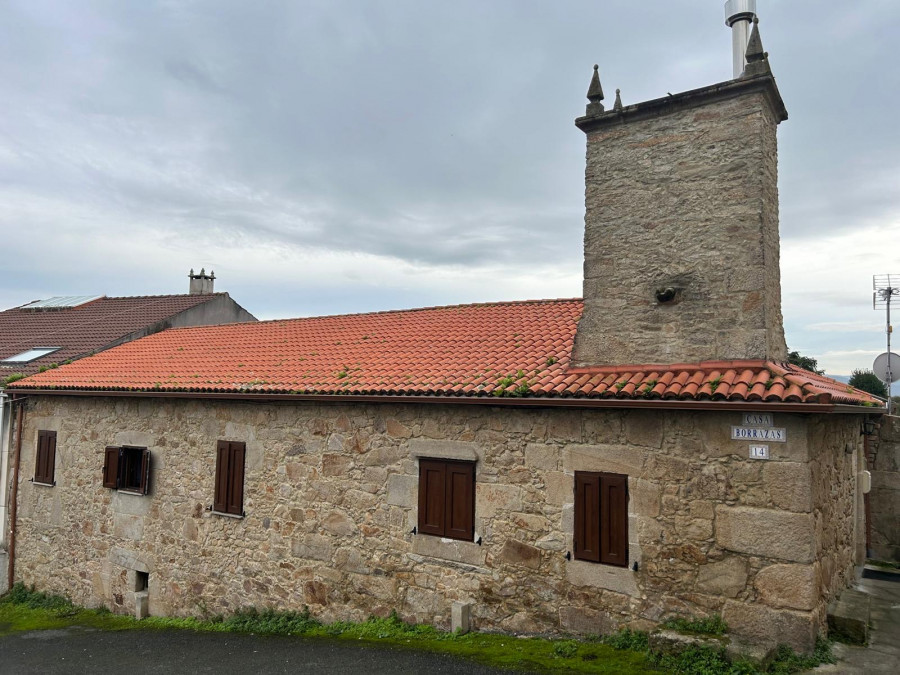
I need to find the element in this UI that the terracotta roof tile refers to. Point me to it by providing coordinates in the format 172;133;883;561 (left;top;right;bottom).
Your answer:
0;294;238;376
9;298;883;408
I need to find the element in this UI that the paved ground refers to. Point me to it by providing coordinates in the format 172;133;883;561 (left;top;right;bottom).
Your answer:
810;573;900;674
0;626;508;674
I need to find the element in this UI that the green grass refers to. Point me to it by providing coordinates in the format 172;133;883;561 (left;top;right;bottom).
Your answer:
0;586;837;674
0;585;657;673
661;614;729;637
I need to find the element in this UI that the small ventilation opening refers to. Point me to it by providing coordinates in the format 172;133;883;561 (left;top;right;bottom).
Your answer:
135;571;149;593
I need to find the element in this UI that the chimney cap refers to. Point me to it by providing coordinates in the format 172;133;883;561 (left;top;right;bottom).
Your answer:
725;0;756;27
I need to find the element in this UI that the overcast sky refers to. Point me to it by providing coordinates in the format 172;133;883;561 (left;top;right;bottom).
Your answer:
1;0;898;376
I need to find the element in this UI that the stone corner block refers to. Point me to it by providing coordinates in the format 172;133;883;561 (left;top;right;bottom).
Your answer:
715;505;814;563
722;601;816;652
754;564;817;611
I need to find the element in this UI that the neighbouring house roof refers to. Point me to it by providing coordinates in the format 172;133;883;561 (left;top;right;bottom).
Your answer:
0;294;243;377
9;298;882;409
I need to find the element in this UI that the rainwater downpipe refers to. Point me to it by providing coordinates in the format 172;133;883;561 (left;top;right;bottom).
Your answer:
0;392;8;548
7;398;24;590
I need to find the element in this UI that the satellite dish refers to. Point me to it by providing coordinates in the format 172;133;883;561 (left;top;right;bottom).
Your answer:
873;352;900;384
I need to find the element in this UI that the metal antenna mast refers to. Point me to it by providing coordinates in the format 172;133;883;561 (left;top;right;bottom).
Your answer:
873;274;900;412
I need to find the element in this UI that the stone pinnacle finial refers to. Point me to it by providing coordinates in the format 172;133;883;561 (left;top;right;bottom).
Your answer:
587;65;604;102
745;17;765;63
613;88;623;112
189;268;194;277
741;17;772;78
585;64;605;114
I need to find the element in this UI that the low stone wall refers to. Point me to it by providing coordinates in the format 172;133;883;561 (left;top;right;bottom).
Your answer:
870;415;900;561
11;395;862;651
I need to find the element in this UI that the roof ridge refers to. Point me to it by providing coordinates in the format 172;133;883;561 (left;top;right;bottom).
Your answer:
159;297;585;332
104;293;227;300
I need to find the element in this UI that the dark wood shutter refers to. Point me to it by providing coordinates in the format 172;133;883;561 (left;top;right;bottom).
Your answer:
103;446;120;489
140;448;152;495
418;459;446;536
35;430;56;484
227;442;246;515
599;473;628;566
214;441;229;513
574;472;601;562
445;461;475;541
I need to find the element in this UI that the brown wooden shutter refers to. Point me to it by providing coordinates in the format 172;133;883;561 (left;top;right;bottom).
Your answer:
214;441;229;513
445;461;474;541
34;432;47;483
44;432;57;485
103;447;120;489
140;448;152;495
227;442;246;515
418;459;446;536
600;473;628;567
574;472;601;562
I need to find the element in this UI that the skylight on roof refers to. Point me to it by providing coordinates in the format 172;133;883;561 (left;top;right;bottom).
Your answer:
1;347;61;364
20;295;103;310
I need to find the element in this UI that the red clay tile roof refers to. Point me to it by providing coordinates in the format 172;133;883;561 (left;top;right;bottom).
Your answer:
0;294;232;376
9;299;882;407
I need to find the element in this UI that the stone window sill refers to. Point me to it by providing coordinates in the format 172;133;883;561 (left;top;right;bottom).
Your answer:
31;480;55;487
117;489;146;497
211;510;245;519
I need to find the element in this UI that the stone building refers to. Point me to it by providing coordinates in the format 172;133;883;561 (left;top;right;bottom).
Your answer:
4;19;886;652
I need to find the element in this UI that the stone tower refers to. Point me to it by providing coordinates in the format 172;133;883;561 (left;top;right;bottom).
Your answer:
571;20;789;367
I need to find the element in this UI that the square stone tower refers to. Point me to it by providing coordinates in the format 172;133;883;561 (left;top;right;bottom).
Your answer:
571;21;789;367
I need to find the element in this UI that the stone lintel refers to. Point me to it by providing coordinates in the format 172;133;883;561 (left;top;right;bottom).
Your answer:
575;72;787;134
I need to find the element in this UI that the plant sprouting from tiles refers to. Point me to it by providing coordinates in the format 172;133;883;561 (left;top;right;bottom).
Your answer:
765;378;775;390
546;356;558;366
336;370;348;379
709;375;723;392
615;380;628;391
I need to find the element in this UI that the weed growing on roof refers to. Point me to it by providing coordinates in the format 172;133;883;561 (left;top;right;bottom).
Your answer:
765;378;775;390
62;360;72;365
2;373;26;386
547;356;558;365
615;380;628;391
709;375;723;393
336;371;348;379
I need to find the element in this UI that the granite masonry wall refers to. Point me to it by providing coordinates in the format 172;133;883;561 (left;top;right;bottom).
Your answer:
13;395;862;651
869;415;900;561
572;86;788;366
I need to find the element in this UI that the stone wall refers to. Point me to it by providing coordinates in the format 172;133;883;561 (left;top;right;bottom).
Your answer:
870;415;900;561
12;395;861;651
572;84;788;366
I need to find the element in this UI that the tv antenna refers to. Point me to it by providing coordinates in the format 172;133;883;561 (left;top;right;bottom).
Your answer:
873;274;900;412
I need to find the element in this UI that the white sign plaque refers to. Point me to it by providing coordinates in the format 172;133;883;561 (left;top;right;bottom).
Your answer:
742;413;773;427
731;426;786;442
749;445;770;460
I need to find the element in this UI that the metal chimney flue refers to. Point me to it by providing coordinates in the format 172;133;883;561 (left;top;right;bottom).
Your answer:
725;0;757;78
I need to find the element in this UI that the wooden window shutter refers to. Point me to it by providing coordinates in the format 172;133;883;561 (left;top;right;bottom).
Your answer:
214;440;229;513
140;448;152;495
103;447;120;489
600;472;628;567
45;432;57;485
34;432;46;483
227;442;246;515
418;459;446;537
445;461;475;541
574;472;601;562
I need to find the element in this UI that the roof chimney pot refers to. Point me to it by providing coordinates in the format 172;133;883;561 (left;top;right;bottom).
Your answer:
189;268;216;295
725;0;757;78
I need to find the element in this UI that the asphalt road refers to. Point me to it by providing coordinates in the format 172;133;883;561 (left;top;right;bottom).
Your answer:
0;626;508;674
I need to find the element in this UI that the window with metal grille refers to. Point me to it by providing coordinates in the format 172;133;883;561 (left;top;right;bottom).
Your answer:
214;440;246;516
33;430;57;486
103;446;151;495
417;458;475;541
573;471;628;566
